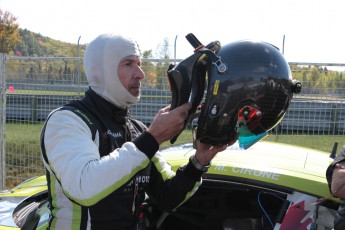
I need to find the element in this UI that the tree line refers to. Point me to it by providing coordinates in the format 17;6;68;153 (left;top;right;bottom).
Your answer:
1;8;344;93
1;8;175;89
291;65;345;95
1;9;86;56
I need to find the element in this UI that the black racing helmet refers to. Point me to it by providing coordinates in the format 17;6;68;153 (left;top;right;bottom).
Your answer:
168;34;301;149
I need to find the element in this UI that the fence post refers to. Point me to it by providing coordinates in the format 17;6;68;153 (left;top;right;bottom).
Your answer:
331;103;339;135
0;53;6;190
31;96;38;121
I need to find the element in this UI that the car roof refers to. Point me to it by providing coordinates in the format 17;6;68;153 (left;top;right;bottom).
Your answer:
161;141;335;201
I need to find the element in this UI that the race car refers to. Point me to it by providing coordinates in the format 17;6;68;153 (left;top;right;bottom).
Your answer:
0;175;48;229
0;141;339;229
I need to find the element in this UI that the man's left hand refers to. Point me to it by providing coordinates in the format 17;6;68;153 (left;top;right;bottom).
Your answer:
194;140;227;166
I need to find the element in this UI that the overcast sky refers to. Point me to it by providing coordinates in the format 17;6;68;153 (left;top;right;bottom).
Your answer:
1;0;345;64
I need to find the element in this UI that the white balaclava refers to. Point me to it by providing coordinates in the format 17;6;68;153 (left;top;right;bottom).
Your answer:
84;34;141;108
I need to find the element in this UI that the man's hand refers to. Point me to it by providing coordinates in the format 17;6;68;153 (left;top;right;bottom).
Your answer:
147;103;191;145
332;162;345;199
194;140;228;166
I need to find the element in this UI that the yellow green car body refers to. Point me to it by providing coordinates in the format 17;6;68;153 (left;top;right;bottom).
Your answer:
0;141;339;229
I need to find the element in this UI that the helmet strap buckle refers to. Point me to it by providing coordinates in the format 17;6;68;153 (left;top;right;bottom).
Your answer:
212;58;227;74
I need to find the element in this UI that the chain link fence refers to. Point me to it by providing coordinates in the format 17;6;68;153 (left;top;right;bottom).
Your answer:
1;55;176;189
1;55;345;189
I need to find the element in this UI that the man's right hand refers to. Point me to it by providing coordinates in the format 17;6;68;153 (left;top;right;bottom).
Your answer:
147;103;191;145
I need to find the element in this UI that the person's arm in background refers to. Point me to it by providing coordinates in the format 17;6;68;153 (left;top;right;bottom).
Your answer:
326;145;345;198
326;146;345;230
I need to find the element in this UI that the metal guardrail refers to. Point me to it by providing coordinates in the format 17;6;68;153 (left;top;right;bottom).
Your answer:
5;92;171;124
5;93;345;134
279;99;345;134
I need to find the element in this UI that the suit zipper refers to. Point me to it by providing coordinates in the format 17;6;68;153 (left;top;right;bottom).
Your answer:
132;177;139;215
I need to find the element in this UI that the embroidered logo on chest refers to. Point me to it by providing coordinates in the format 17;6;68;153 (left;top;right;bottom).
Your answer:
106;130;123;138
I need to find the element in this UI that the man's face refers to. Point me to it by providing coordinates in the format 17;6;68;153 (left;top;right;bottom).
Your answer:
118;55;145;97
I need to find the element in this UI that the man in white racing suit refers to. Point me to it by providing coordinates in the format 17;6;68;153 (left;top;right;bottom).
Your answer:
40;33;227;229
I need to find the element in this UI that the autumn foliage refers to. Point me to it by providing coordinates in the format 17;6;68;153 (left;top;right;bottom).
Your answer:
0;9;20;54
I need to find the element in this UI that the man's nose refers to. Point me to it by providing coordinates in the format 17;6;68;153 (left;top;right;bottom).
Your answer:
136;66;145;79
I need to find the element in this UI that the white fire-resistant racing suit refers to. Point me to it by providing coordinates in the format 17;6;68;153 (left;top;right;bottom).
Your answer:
41;89;204;229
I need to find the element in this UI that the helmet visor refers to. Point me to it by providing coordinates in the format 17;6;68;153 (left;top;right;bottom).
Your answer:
236;105;267;149
238;131;268;150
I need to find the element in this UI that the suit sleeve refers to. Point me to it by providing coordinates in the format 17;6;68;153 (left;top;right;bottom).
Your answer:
145;151;204;211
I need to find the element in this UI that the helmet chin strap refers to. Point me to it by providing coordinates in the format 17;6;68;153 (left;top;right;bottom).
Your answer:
197;48;227;74
187;33;227;74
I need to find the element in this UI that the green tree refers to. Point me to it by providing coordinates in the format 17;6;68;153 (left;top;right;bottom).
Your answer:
142;50;153;58
0;9;20;53
142;50;159;88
